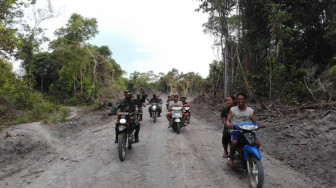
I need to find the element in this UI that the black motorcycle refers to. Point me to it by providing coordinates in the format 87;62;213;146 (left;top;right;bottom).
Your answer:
149;102;160;123
115;111;138;161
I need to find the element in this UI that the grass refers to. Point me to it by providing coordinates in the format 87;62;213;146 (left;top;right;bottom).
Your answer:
2;107;71;126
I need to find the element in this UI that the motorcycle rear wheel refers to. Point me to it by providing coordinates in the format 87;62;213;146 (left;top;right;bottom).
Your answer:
247;156;264;188
118;132;127;161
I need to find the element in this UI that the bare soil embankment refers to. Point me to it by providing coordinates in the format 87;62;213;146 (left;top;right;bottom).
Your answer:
0;108;111;182
191;94;336;187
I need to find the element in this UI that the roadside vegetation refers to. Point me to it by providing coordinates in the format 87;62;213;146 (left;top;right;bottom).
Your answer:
1;0;335;125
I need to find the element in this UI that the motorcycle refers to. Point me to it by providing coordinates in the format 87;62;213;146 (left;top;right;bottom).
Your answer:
149;102;160;123
231;121;264;188
115;111;138;161
183;104;191;124
171;106;183;134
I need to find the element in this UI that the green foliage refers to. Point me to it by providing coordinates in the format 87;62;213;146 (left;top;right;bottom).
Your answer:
0;58;61;124
0;0;36;56
329;65;336;76
198;0;336;103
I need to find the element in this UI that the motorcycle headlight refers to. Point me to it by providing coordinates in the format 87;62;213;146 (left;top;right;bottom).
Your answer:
239;125;258;130
184;107;190;110
120;118;127;124
152;106;157;110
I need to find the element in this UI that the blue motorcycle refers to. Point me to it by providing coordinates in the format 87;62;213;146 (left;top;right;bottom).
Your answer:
232;121;264;188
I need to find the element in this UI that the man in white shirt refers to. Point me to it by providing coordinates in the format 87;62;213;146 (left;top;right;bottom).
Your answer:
166;95;187;128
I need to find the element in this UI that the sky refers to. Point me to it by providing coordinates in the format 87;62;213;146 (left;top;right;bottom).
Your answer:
28;0;216;78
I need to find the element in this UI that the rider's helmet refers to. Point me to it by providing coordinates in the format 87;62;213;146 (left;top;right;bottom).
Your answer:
153;93;156;98
124;90;132;100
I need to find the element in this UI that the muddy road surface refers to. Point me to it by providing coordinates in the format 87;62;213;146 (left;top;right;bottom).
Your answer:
1;106;317;188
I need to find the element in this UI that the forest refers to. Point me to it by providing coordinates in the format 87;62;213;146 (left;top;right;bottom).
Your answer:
197;0;336;104
1;0;335;124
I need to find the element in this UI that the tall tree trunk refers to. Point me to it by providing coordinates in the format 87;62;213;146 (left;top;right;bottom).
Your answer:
87;46;97;101
73;79;76;95
40;74;43;92
80;71;83;94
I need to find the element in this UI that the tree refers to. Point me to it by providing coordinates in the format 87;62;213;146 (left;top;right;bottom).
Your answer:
197;0;237;98
0;0;36;57
50;13;98;100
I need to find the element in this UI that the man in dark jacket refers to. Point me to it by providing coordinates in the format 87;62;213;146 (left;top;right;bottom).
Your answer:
148;94;162;117
111;88;147;143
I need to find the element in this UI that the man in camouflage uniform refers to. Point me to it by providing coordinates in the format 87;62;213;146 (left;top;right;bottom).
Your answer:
148;93;162;117
111;88;147;143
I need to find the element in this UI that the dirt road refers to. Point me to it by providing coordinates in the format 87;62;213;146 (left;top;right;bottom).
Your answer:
0;106;316;188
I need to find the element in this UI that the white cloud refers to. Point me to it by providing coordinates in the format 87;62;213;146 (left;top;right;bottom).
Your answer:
34;0;215;78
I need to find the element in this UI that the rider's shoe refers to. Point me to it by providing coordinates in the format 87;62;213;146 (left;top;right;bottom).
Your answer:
134;137;139;143
168;122;172;128
158;114;161;117
115;138;118;143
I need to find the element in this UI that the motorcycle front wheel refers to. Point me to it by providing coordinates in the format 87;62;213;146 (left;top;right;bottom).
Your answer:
118;132;127;161
176;122;181;134
153;112;157;123
247;156;264;188
186;115;190;124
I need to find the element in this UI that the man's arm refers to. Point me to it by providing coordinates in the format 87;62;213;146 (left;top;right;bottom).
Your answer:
251;111;257;123
251;111;265;127
168;101;173;111
221;117;228;127
227;110;233;128
220;109;228;127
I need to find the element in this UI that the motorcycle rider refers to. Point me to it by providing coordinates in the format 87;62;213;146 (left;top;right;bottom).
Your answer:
226;92;264;166
166;95;187;128
134;93;145;121
180;96;188;105
110;88;147;143
220;96;236;158
148;93;162;117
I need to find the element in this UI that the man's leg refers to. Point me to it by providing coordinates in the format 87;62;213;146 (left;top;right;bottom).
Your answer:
228;131;240;166
158;107;161;117
166;113;172;127
222;129;230;158
228;140;238;166
255;139;260;148
134;124;140;142
149;108;152;117
182;113;187;126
